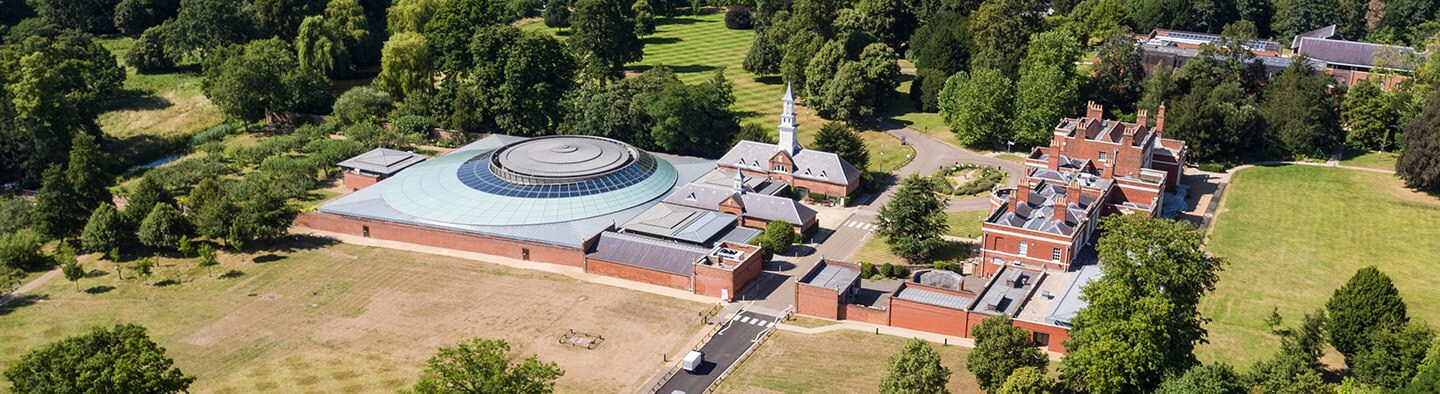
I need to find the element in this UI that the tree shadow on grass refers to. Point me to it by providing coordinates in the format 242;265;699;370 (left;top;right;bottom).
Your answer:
644;36;681;45
252;254;284;264
85;285;115;294
658;16;706;26
246;234;341;255
154;279;179;287
84;269;110;278
219;270;245;279
0;294;45;317
105;88;174;112
752;75;783;85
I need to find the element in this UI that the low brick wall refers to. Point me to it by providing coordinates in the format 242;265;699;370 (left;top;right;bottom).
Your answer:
342;172;379;191
584;258;691;290
888;297;970;337
295;212;585;267
844;304;890;325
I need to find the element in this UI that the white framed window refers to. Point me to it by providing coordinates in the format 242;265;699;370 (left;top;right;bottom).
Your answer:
1052;247;1062;261
1098;152;1108;161
773;164;786;171
1017;241;1028;255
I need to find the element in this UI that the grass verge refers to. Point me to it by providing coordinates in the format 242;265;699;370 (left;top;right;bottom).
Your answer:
716;330;983;393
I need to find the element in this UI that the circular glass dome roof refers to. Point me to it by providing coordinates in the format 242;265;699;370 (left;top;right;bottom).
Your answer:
380;136;678;226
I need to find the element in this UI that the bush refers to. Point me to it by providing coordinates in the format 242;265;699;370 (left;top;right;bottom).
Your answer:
861;262;877;278
125;26;173;74
332;87;395;124
724;5;752;29
910;68;949;113
933;261;956;271
390;115;430;136
189;123;238;147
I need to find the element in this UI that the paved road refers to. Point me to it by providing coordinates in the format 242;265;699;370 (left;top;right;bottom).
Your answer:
863;119;1027;211
658;310;779;394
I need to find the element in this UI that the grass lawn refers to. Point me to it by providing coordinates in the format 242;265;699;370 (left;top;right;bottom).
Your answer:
95;36;222;141
864;131;916;174
995;153;1027;164
716;330;983;393
0;240;708;393
1198;165;1440;368
945;210;988;239
1338;148;1399;171
853;234;971;266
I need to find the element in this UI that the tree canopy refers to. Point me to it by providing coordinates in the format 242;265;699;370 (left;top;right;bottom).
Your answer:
939;68;1013;149
967;315;1047;391
424;0;508;72
1325;265;1409;363
1397;91;1440;194
4;324;194;393
377;32;435;101
406;338;564;393
813;122;870;173
569;0;645;81
879;338;951;394
202;38;334;120
875;175;949;262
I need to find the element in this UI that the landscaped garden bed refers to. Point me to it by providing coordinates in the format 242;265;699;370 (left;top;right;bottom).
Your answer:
931;163;1006;197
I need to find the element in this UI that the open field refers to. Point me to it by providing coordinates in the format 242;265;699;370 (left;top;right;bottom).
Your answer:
1198;165;1440;368
716;330;984;393
1338;148;1399;171
946;210;987;239
0;240;708;393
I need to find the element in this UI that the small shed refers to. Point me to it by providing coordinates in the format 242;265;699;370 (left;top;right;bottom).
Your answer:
337;148;427;190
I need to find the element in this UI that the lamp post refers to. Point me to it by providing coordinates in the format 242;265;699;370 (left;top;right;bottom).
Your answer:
1006;140;1014;153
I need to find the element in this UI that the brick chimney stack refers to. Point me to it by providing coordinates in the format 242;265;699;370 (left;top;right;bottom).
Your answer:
1066;179;1083;201
1086;101;1104;120
1013;179;1030;212
1136;109;1148;128
1156;102;1167;133
1047;139;1062;169
1053;195;1068;224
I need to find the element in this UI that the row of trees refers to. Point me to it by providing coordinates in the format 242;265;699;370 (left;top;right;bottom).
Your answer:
4;324;567;394
937;29;1083;149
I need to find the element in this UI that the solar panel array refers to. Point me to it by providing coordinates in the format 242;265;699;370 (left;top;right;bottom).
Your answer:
455;152;660;198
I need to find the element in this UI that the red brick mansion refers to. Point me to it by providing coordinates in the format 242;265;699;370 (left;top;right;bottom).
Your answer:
979;102;1188;277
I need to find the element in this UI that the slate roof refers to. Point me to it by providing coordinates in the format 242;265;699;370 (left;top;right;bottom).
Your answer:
337;148;427;176
1044;248;1103;327
663;183;817;225
911;269;964;291
1294;37;1416;71
988;180;1099;236
621;203;739;245
718;140;862;187
585;231;709;276
715;226;763;244
973;268;1038;316
894;285;974;310
799;262;860;291
1291;25;1340;48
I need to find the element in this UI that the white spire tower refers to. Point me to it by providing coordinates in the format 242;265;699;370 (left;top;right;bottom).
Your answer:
777;83;800;155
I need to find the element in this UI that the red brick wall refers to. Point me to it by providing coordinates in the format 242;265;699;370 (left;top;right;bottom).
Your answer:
719;165;857;197
1012;319;1072;353
796;283;842;320
295;212;585;267
844;304;890;325
584;258;692;290
979;225;1075;277
738;216;816;234
888;297;969;337
343;172;379;191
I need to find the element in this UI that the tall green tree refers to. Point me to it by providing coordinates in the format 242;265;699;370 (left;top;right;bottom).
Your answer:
389;0;444;33
908;11;971;75
65;133;112;214
0;229;48;274
569;0;644;81
296;16;353;78
424;0;507;72
442;25;576;136
186;178;235;241
1354;322;1434;388
875;175;948;262
846;0;917;51
31;165;86;240
3;324;194;393
164;0;259;55
126;26;174;74
813;122;870;172
202;38;335;120
407;338;564;393
377;32;434;100
1326;265;1409;363
324;0;377;66
138;203;191;250
124;175;173;226
31;0;121;33
1397;91;1440;194
0;197;33;235
1091;31;1145;113
61;252;84;291
1166;82;1267;163
1138;62;1176;126
1405;340;1440;393
1060;215;1223;393
632;0;656;36
1272;0;1340;40
1261;55;1343;158
255;0;327;38
995;366;1053;394
939;68;1013;149
968;0;1044;76
2;35;124;186
558;66;678;149
644;70;739;156
543;0;572;30
757;219;795;257
1014;64;1078;148
81;203;130;253
742;20;788;76
1341;79;1401;151
967;315;1047;391
879;338;951;394
112;0;179;35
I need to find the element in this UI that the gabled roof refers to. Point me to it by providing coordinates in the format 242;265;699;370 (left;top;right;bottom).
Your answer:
337;148;427;176
1291;25;1339;49
988;180;1099;236
1294;37;1416;71
663;183;817;225
718;141;862;186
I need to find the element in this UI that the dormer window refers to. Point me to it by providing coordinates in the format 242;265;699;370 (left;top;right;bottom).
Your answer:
803;168;811;175
686;193;696;201
819;170;827;177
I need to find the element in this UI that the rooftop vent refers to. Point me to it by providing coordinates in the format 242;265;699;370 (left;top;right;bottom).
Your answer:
1042;290;1053;299
712;248;744;260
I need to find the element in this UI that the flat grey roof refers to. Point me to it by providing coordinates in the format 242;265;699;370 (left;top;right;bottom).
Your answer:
894;285;973;310
585;231;709;276
716;226;762;245
800;263;860;291
973;268;1038;316
1045;249;1103;327
492;135;633;179
621;203;738;245
337;148;427;176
